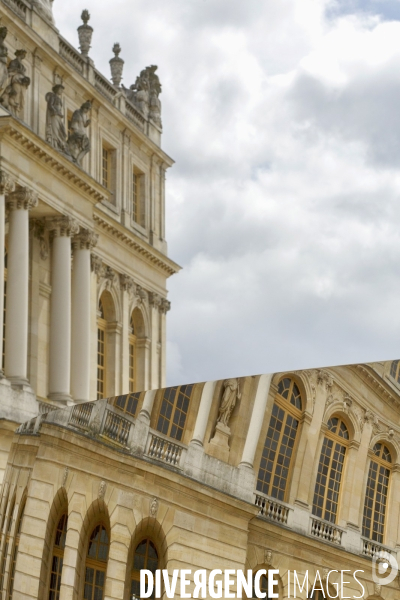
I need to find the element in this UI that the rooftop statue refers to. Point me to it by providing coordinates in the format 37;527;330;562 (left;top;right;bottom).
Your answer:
45;84;69;155
32;0;55;24
124;65;162;127
0;49;31;118
217;378;241;427
67;101;91;165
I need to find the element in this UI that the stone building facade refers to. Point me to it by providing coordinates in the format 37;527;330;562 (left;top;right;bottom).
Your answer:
1;360;400;599
0;0;179;488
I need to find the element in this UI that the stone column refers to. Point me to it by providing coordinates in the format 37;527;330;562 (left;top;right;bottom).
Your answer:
0;173;15;376
239;373;272;469
190;380;217;447
5;188;38;384
138;389;158;423
71;229;98;403
46;216;79;403
159;298;170;389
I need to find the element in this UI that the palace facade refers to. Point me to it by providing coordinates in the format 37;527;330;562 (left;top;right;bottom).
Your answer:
0;0;179;487
2;361;400;599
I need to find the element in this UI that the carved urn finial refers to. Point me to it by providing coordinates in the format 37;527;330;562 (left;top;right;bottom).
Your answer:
77;9;93;57
109;43;124;87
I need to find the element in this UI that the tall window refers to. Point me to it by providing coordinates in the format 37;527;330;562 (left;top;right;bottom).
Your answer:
312;416;349;523
362;443;392;543
3;249;7;366
156;385;193;442
129;314;136;393
130;539;158;600
48;514;68;600
251;572;270;599
132;170;141;224
84;524;109;600
8;500;25;599
0;497;14;593
256;378;302;502
102;147;110;190
390;360;400;384
97;299;106;400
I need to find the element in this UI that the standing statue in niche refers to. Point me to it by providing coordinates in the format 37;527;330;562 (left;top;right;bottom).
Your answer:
0;27;8;98
67;101;91;165
45;84;69;154
217;378;241;427
0;49;31;117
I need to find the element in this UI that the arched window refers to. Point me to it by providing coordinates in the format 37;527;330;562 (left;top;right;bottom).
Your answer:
250;572;270;599
8;499;25;599
97;299;106;400
256;378;302;501
312;416;349;523
83;524;109;600
129;313;136;393
390;360;400;384
130;539;158;599
48;514;68;600
156;385;193;441
362;443;392;543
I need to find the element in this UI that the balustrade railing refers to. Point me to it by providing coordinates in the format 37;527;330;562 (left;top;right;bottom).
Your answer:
146;433;184;467
310;517;343;545
254;494;291;525
125;101;146;131
2;0;27;20
102;410;131;446
94;71;117;103
361;537;393;559
69;403;93;429
59;38;84;75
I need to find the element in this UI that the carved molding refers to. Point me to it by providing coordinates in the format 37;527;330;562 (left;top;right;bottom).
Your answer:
7;187;38;211
0;171;15;195
46;215;79;238
148;292;162;308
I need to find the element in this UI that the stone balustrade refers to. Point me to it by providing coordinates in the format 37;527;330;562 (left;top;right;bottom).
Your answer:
255;493;292;525
310;516;344;545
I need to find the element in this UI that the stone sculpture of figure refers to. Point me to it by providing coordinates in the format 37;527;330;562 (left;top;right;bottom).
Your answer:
148;65;162;127
124;65;162;126
0;27;8;97
0;49;31;117
67;101;91;165
32;0;55;24
45;84;69;153
217;378;241;427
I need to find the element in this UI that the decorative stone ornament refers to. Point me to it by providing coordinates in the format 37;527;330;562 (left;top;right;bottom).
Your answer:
125;65;162;126
0;27;8;98
7;188;38;211
0;49;31;117
62;466;69;488
217;378;241;428
98;480;107;499
0;171;15;195
150;497;159;517
32;0;55;24
110;43;124;87
264;549;273;565
45;84;69;154
67;101;91;165
78;10;93;57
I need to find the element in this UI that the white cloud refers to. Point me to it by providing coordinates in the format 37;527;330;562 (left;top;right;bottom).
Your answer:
55;0;400;384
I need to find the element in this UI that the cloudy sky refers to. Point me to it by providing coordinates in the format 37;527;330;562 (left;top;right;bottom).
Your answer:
55;0;400;385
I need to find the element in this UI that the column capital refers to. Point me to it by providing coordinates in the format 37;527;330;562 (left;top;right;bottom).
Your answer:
46;215;79;238
120;274;136;295
7;187;38;211
0;171;16;195
148;291;162;309
73;228;98;250
159;298;171;314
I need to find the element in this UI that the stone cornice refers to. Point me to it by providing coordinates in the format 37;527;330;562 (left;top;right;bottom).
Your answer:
0;117;108;204
93;212;181;277
354;364;400;411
